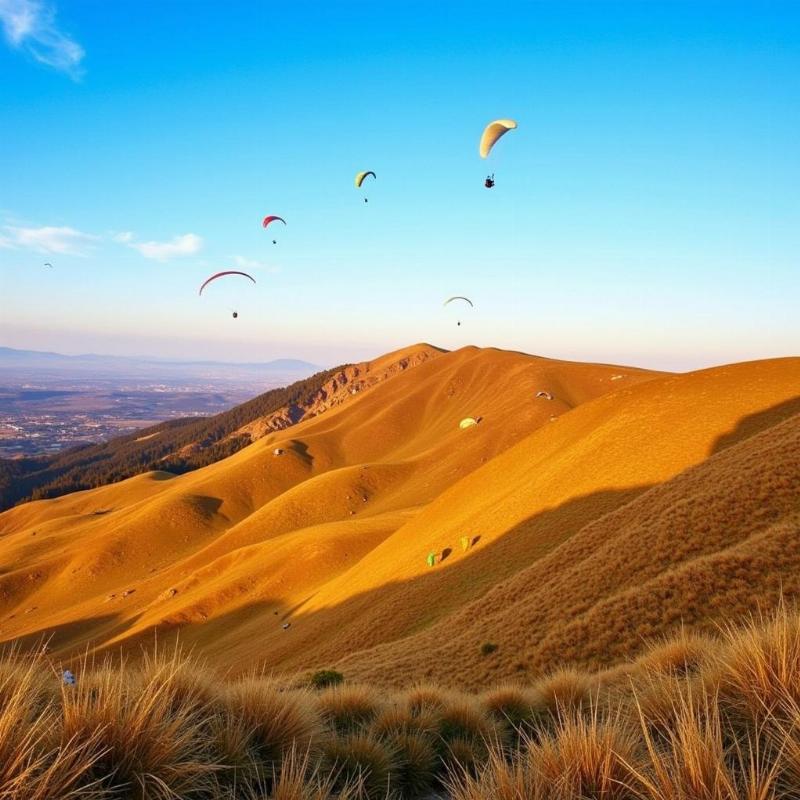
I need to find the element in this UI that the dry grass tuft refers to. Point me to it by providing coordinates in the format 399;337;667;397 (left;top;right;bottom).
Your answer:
387;731;439;797
446;747;533;800
226;677;321;771
316;684;384;735
59;652;218;799
368;700;438;739
480;683;536;743
712;605;800;726
636;628;719;678
526;707;643;800
528;667;594;726
236;745;361;800
630;686;781;800
321;732;397;799
403;683;457;716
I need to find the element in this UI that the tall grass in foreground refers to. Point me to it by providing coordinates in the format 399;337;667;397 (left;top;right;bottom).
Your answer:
2;606;800;797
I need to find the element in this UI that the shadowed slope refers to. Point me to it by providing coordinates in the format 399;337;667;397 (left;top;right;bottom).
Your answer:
336;407;800;688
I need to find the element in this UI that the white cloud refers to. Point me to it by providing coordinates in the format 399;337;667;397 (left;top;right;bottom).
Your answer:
125;233;203;261
231;255;280;274
112;231;134;243
1;224;98;255
0;0;84;79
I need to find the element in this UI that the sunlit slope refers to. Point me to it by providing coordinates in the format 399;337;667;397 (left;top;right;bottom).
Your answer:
338;406;800;690
210;356;797;677
0;346;654;658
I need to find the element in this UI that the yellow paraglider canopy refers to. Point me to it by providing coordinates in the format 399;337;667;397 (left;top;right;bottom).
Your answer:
355;171;376;188
479;119;517;158
459;417;479;430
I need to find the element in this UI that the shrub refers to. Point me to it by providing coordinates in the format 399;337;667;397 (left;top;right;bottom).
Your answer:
310;669;345;690
480;642;498;656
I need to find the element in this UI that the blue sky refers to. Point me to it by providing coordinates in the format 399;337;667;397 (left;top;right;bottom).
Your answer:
0;1;797;369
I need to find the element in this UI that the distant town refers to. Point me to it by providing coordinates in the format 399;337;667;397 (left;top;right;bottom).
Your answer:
0;347;322;458
0;382;244;457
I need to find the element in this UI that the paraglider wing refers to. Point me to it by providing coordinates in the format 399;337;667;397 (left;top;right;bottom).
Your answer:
43;262;53;268
262;215;286;229
354;171;376;188
479;119;517;158
198;271;256;296
443;296;474;308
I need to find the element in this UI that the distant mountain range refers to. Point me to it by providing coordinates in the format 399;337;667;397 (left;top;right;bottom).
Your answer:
0;346;322;376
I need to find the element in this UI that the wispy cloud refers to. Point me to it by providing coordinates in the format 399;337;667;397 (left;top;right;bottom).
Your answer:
123;233;204;261
1;224;98;255
232;255;280;274
0;0;84;79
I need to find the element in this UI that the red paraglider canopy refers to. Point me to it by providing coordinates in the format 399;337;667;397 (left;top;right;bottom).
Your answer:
198;271;256;296
262;215;286;228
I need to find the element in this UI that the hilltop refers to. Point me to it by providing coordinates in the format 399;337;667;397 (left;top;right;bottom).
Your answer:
0;344;440;509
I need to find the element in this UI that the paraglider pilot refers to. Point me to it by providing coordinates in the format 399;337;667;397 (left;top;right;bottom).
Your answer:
484;174;495;189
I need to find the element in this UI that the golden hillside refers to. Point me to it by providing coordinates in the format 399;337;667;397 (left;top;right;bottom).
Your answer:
0;345;797;690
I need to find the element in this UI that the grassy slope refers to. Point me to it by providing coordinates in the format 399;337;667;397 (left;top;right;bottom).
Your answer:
0;346;657;663
0;347;797;690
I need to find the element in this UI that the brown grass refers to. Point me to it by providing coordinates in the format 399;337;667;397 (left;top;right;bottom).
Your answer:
0;606;799;797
